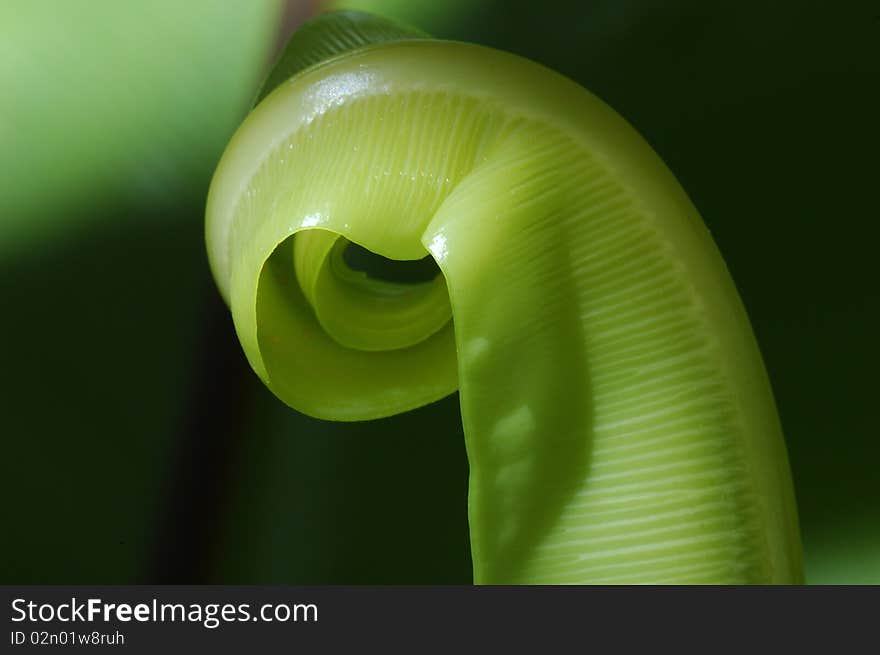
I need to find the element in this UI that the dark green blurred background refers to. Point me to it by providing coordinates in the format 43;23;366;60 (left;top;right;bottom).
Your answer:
1;0;877;584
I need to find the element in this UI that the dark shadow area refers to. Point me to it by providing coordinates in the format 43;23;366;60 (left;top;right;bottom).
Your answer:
343;241;441;284
210;390;472;584
148;284;251;583
0;204;207;582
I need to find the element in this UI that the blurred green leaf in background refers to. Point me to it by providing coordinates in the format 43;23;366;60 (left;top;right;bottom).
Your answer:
0;0;286;254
